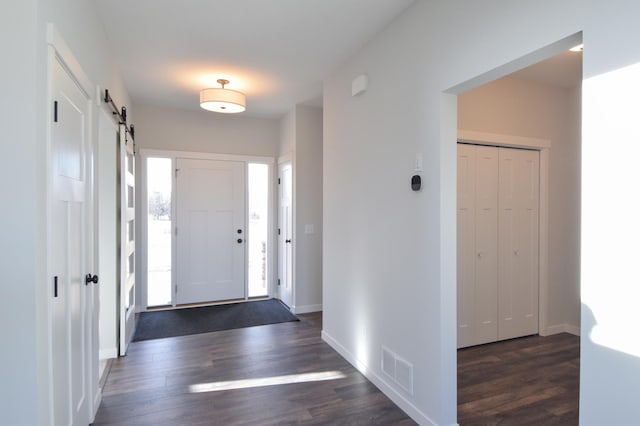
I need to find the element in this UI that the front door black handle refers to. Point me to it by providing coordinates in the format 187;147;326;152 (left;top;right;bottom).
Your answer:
85;274;99;285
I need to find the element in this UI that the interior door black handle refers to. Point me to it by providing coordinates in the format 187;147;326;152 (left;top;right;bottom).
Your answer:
285;239;292;244
85;274;99;285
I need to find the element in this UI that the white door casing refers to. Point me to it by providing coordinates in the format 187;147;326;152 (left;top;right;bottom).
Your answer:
119;125;136;356
176;158;246;304
498;147;540;340
278;162;293;308
50;50;92;426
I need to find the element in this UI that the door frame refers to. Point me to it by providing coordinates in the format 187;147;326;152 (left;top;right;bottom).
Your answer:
457;130;561;336
138;149;275;311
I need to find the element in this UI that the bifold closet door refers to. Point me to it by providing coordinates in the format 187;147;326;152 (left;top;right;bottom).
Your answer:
457;144;499;348
498;148;539;340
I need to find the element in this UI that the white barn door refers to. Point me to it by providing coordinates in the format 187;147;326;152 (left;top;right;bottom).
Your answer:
119;125;136;356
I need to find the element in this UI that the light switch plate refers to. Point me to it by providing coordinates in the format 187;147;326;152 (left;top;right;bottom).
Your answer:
414;153;423;172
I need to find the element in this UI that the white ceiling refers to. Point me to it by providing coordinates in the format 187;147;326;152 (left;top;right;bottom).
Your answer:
94;0;416;118
94;1;581;119
509;49;582;88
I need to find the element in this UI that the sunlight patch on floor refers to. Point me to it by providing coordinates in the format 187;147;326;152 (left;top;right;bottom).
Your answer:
188;371;347;393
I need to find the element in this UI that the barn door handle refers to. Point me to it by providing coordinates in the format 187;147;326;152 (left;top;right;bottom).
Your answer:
85;274;99;285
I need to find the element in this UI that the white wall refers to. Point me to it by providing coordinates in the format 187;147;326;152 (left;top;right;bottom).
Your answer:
277;105;324;313
0;0;131;424
293;106;323;313
323;0;640;424
458;76;581;333
279;107;296;155
0;2;41;424
133;104;280;156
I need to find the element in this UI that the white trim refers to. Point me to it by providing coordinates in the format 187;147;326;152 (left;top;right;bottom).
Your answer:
278;151;293;164
542;323;581;337
321;330;439;426
141;148;273;164
458;130;550;149
457;130;551;339
98;348;118;360
46;24;93;99
291;304;322;314
91;388;102;423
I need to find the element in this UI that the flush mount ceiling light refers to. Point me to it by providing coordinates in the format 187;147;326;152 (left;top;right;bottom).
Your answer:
200;79;246;113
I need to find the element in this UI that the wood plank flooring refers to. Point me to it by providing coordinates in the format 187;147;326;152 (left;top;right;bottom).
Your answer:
458;333;580;425
92;312;415;425
94;313;579;425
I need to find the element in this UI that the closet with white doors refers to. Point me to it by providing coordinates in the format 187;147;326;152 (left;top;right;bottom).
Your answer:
457;143;540;348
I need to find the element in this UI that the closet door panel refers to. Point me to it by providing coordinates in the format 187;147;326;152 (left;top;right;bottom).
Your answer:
498;148;539;340
457;144;477;348
474;146;499;345
457;144;498;348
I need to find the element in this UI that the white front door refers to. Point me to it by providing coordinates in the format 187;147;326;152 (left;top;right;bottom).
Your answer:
176;159;245;304
50;53;91;426
278;162;293;308
119;125;136;356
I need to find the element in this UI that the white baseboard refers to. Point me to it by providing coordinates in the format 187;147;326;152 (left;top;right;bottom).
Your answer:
99;348;118;360
542;323;580;336
321;330;437;426
564;324;580;336
91;387;102;423
292;304;322;314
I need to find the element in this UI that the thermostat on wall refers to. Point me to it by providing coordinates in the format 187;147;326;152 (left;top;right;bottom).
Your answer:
411;174;422;191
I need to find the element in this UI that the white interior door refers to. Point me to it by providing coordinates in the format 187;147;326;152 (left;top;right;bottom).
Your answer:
176;159;245;304
119;126;136;356
498;147;540;340
50;53;91;426
278;162;293;308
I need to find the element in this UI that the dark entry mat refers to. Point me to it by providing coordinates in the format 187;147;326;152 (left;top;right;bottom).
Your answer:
132;299;298;341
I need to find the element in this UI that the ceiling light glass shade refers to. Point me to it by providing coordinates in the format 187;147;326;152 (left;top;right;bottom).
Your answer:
200;87;246;113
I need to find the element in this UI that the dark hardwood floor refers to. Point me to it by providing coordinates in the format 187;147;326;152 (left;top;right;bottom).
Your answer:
458;333;580;425
92;312;416;425
94;313;579;425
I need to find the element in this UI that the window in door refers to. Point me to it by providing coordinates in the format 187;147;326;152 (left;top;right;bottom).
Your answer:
147;157;172;307
247;163;269;298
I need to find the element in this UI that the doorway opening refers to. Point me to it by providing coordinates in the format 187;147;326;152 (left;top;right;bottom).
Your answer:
453;36;582;422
